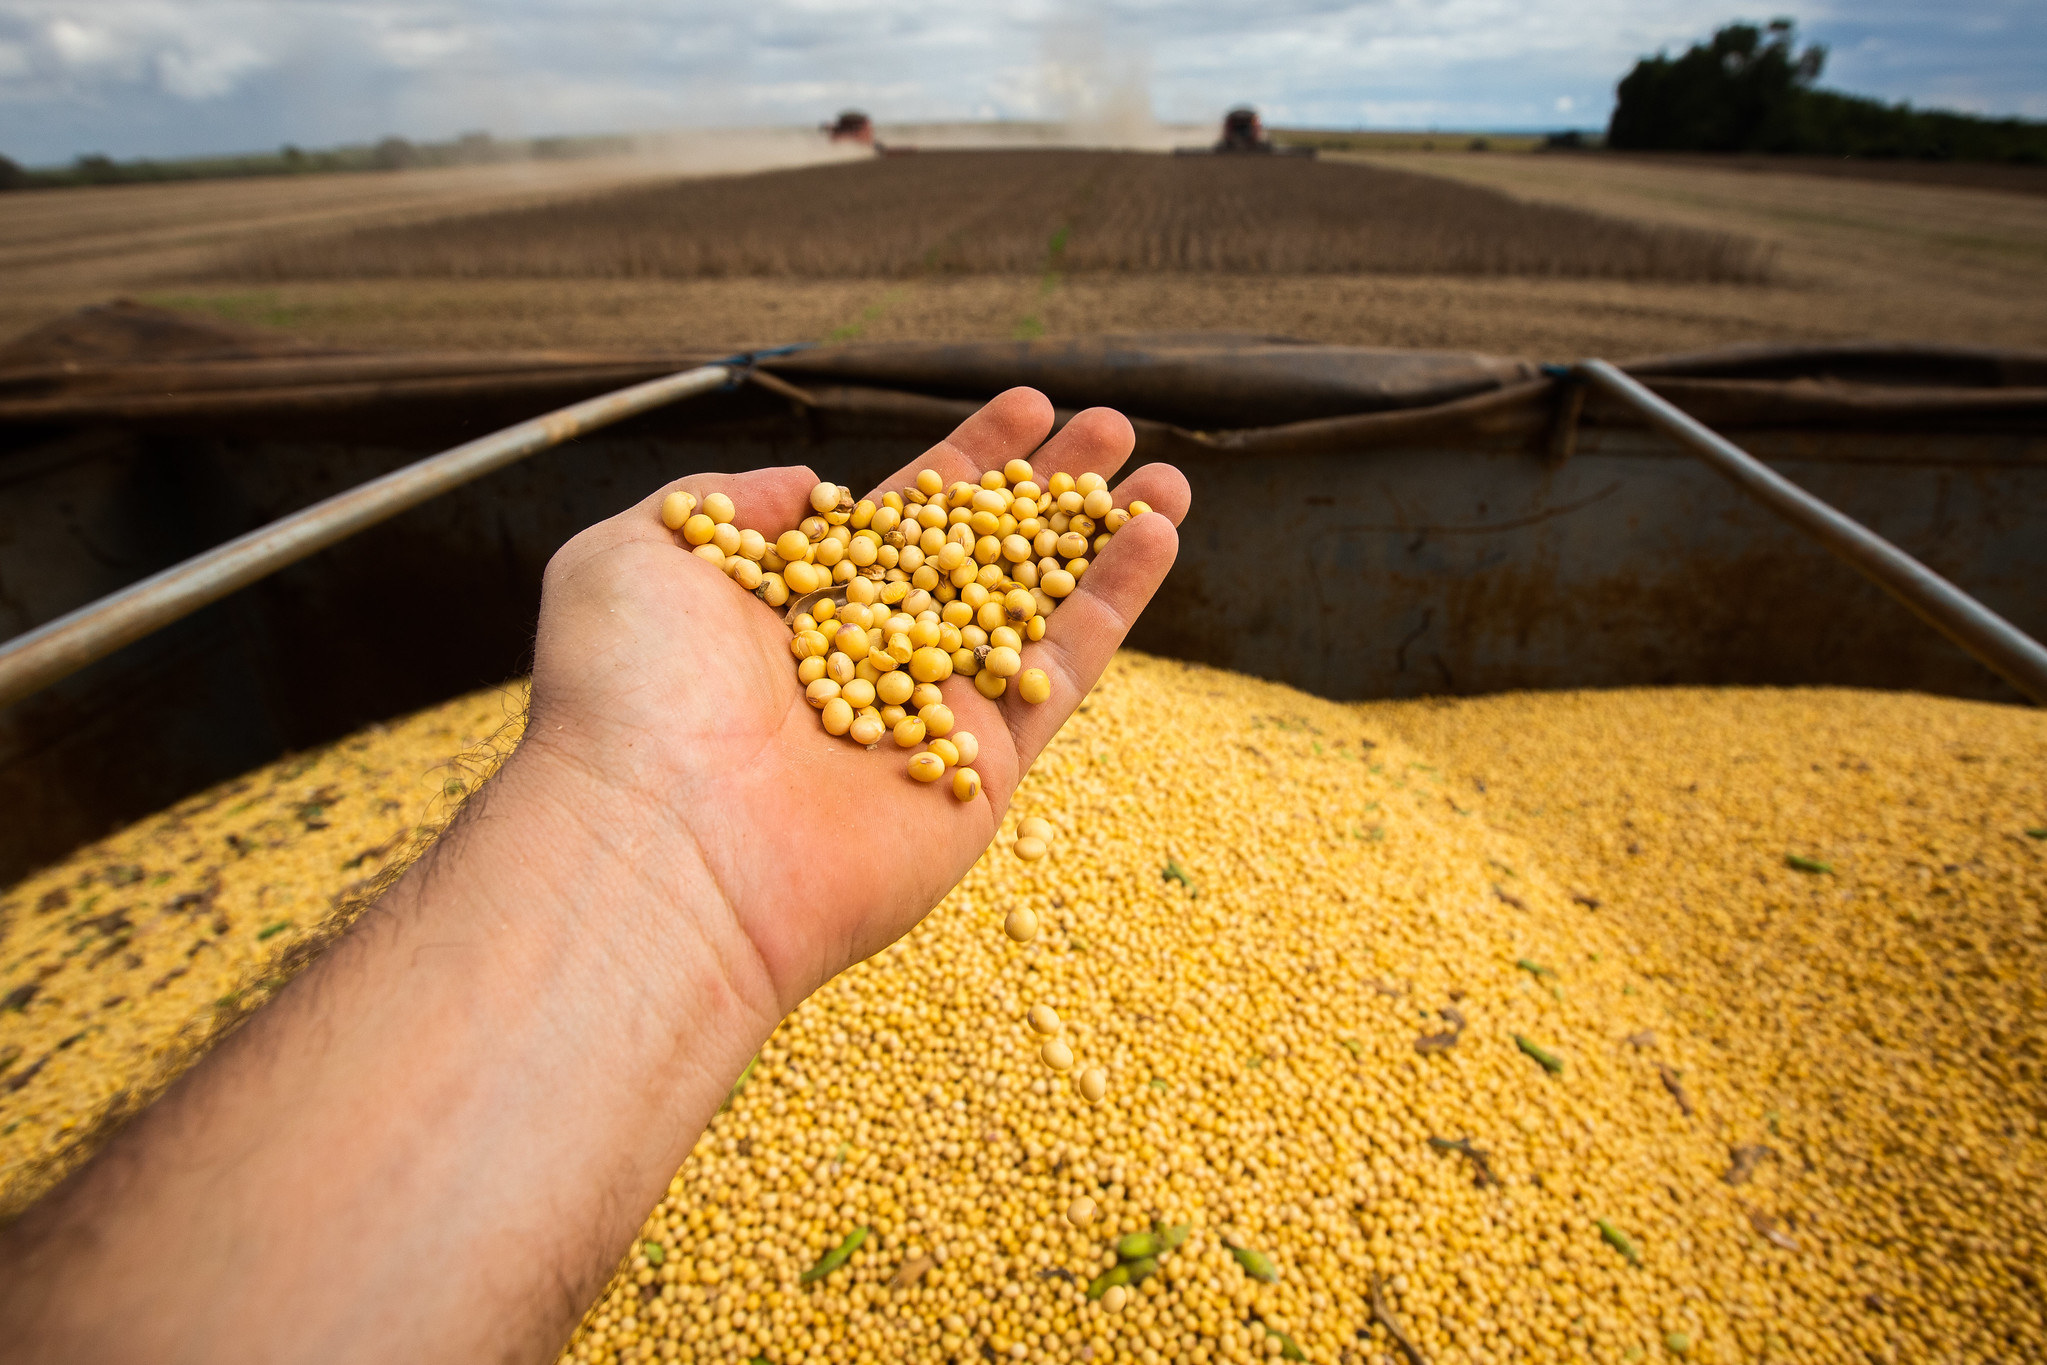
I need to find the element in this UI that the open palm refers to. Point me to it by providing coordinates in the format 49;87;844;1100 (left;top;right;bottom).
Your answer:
522;388;1188;1012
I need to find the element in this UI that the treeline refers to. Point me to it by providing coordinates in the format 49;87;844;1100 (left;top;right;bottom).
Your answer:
1609;20;2047;163
0;131;636;192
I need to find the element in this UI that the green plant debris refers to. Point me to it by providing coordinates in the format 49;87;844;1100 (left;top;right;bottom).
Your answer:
1337;1036;1362;1057
1785;854;1833;874
1515;1034;1565;1074
1162;858;1198;895
799;1226;869;1284
1117;1230;1163;1260
1598;1218;1643;1266
642;1241;665;1266
1230;1245;1279;1282
256;921;292;941
1516;958;1556;978
720;1055;758;1112
1087;1263;1129;1299
1261;1324;1307;1360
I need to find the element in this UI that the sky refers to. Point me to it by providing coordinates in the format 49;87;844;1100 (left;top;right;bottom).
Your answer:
0;0;2041;166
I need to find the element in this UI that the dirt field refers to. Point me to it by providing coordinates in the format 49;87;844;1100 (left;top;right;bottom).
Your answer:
1;143;2043;362
226;152;1769;283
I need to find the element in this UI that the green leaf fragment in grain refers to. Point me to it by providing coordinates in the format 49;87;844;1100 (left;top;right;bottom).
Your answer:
1230;1246;1279;1282
1785;854;1832;874
799;1226;869;1284
1087;1263;1130;1299
642;1241;665;1266
1598;1218;1643;1266
1117;1230;1162;1260
1262;1326;1307;1360
720;1054;758;1112
1515;1034;1565;1073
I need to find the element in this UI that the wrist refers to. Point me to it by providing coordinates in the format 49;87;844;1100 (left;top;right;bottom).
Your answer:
449;733;782;1082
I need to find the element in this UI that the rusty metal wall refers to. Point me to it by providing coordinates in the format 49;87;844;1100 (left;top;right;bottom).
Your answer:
1139;424;2044;702
0;404;2040;883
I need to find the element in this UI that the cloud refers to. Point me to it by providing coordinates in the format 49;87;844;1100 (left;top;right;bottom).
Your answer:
373;24;470;71
0;0;2038;163
156;40;268;99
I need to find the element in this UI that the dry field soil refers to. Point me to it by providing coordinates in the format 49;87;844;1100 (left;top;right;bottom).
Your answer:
0;141;2043;363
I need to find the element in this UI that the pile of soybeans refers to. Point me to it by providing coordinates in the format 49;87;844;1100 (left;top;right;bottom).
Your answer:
2;658;2043;1365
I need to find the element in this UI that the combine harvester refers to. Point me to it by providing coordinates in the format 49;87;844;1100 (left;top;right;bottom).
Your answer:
0;302;2040;880
1177;106;1317;157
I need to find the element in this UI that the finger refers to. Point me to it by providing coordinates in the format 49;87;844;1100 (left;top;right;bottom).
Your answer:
1022;406;1136;486
994;506;1181;779
633;466;822;545
1109;463;1192;527
860;387;1053;503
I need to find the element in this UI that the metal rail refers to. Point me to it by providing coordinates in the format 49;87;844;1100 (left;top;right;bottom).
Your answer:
1576;359;2047;706
0;362;735;712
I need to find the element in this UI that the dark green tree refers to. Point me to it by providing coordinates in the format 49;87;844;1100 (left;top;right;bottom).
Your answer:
1609;19;1824;152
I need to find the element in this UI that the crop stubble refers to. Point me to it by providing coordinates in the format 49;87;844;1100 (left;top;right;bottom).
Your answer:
224;150;1775;286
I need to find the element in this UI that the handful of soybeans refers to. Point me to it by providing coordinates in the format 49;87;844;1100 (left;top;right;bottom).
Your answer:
658;458;1149;802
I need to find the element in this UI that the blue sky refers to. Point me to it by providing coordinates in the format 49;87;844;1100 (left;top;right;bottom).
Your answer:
1;1;2041;165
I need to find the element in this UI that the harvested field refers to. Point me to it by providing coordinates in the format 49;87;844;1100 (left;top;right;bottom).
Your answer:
3;141;2045;360
1601;150;2047;198
221;150;1775;284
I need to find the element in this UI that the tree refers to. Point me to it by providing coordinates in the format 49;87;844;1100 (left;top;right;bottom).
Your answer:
1608;20;2047;161
370;136;416;171
1608;20;1825;152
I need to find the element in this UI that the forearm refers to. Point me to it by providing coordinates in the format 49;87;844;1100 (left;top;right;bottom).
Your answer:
0;742;777;1362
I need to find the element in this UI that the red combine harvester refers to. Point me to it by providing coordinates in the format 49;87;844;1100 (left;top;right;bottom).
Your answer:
821;111;874;146
1177;107;1316;157
821;110;910;155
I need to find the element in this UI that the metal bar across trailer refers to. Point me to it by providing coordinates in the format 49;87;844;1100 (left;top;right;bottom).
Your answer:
0;361;737;712
1574;360;2047;706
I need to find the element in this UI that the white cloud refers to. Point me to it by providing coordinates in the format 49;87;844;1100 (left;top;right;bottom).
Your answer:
0;0;2037;162
156;39;266;99
45;18;124;67
374;24;469;70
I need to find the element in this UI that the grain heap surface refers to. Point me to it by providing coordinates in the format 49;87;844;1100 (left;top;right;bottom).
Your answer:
0;686;526;1215
1369;687;2047;1365
2;665;2043;1365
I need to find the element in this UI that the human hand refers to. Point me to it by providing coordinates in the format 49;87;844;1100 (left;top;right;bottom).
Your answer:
516;388;1188;1013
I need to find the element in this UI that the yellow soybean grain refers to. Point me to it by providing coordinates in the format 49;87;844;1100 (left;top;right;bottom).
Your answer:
5;662;2044;1365
563;665;2046;1365
0;684;528;1216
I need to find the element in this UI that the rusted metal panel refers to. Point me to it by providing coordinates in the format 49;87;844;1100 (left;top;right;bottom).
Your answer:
1130;427;2044;703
